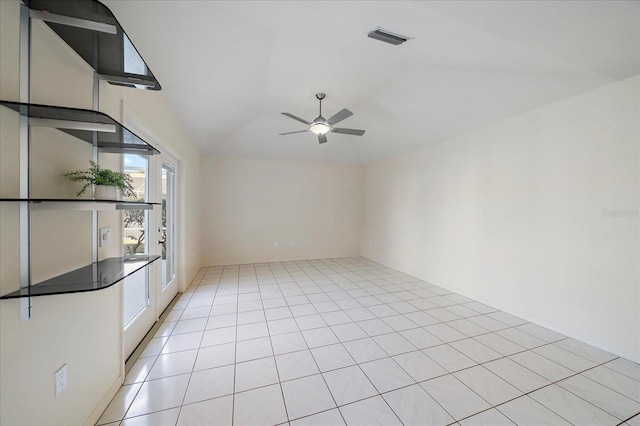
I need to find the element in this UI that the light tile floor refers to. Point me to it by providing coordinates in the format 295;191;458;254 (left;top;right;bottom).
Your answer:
98;257;640;426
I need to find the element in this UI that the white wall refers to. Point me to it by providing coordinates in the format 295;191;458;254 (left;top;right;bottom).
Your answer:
362;76;640;362
200;156;363;265
0;1;202;424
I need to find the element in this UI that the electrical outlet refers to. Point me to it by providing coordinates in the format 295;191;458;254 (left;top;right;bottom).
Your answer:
480;267;486;277
273;241;279;248
55;364;67;396
99;227;111;247
290;241;295;247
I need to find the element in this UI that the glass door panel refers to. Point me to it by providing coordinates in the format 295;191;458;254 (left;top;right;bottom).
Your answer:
161;162;175;289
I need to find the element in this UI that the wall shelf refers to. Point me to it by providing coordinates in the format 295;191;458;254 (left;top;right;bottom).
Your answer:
0;199;159;210
0;101;160;155
0;255;161;299
25;0;161;90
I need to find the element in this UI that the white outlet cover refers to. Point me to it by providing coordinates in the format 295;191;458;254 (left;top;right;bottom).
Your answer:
99;227;111;247
55;364;67;396
274;241;279;248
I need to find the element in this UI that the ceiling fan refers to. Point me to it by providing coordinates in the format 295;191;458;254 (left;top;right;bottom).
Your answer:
279;93;365;144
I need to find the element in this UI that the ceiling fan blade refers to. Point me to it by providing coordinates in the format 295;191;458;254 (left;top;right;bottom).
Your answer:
318;134;328;144
327;108;353;125
282;112;311;125
332;128;365;136
279;130;308;135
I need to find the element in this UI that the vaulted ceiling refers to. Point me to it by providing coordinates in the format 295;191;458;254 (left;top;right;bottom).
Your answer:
104;0;639;164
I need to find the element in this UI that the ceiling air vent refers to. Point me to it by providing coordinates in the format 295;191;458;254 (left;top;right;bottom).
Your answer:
367;28;412;46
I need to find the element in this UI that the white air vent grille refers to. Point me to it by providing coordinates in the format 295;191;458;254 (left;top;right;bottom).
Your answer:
368;28;413;45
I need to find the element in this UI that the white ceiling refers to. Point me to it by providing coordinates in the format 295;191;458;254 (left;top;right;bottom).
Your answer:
104;0;639;164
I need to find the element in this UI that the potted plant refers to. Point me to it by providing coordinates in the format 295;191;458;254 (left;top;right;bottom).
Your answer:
64;160;136;199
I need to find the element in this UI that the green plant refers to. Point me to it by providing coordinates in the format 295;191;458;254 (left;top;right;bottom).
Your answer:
64;160;136;197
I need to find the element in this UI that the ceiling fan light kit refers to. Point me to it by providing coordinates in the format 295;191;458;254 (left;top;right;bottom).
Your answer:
280;93;365;144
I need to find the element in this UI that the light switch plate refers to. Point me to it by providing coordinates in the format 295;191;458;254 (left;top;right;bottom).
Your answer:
99;227;111;247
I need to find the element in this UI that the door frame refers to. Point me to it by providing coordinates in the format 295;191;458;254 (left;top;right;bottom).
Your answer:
121;102;181;358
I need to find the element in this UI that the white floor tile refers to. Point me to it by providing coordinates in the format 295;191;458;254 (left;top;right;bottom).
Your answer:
235;336;274;362
360;357;414;393
97;383;142;424
459;408;515;426
177;395;233;426
330;323;368;342
124;358;157;385
423;344;477;373
161;331;204;354
173;318;208;335
558;374;640;420
483;357;550;393
290;408;345;426
311;343;356;372
321;311;353;325
533;344;597;372
235;357;279;392
147;350;197;380
508;350;574;382
393;350;448;382
126;374;190;418
296;314;328;331
339;395;402;425
425;323;468;343
206;313;237;330
529;384;620;425
404;311;440;326
421;374;491;420
139;337;168;358
357;318;395;336
281;374;337;420
121;408;181;426
496;328;545;350
382;383;454;426
498;395;572;426
323;365;378;406
604;358;640;381
302;327;339;348
268;318;300;335
234;384;288;426
276;350;320;381
236;321;269;341
201;326;236;347
237;309;266;325
454;366;521;406
450;338;502;363
271;331;309;355
582;365;640;402
193;342;235;371
183;364;234;404
554;338;617;364
474;333;526;356
342;338;388;363
372;333;417;356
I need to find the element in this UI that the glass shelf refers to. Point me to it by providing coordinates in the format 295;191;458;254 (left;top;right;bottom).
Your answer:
0;255;161;299
25;0;161;91
0;101;160;155
0;198;159;210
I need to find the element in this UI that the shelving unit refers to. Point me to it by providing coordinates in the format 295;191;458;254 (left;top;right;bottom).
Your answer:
0;255;161;299
0;0;162;312
25;0;161;90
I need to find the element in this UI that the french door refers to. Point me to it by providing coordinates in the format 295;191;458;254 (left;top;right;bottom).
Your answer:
122;150;179;359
